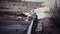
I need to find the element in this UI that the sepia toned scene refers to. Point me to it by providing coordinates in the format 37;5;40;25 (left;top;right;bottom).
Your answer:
0;0;60;34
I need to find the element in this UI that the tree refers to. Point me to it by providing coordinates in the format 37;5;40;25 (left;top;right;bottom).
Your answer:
50;0;60;28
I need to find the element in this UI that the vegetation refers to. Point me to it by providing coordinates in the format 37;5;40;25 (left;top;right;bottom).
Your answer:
50;1;60;28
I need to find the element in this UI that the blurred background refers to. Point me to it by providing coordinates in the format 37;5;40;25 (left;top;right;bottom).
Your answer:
0;0;60;34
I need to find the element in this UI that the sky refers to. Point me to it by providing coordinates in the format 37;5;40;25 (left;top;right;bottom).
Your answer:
22;0;55;19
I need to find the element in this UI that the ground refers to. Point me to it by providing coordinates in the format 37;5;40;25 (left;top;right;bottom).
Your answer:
0;18;60;34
